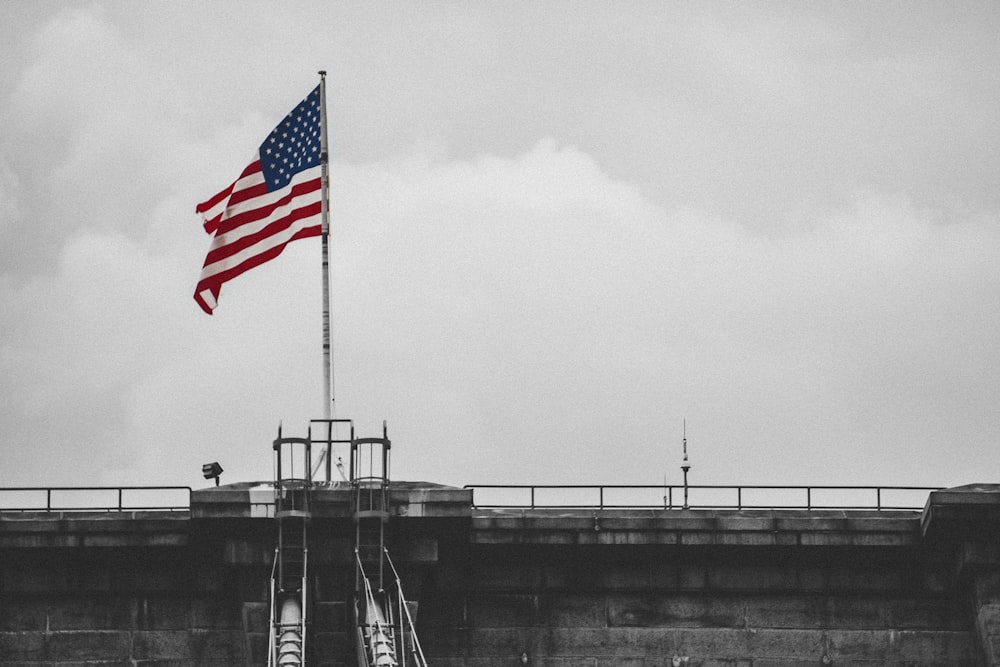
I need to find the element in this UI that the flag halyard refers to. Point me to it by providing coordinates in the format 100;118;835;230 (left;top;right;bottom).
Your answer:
194;85;323;314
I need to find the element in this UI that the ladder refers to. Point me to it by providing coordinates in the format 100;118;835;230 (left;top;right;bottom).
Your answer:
268;434;312;667
350;427;428;667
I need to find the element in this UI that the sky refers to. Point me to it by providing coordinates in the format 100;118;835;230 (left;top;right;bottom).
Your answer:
1;2;998;496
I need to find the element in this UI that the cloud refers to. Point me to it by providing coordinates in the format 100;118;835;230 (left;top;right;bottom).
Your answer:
1;4;998;493
1;132;997;491
322;142;1000;488
0;159;19;237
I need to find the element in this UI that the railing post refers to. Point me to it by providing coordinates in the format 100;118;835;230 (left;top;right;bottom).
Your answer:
807;487;812;510
737;487;742;510
118;488;123;512
877;488;882;511
530;487;535;509
599;487;604;509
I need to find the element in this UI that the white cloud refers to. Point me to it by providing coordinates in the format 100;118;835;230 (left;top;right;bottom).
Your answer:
0;160;19;237
1;130;997;491
1;4;998;494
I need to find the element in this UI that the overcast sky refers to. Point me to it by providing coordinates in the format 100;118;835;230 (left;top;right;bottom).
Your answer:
1;2;998;495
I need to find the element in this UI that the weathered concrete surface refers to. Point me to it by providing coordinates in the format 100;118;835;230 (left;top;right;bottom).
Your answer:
1;483;999;666
922;484;1000;667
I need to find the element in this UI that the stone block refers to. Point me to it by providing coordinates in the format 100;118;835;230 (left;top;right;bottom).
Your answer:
823;566;904;593
114;564;193;594
393;536;439;562
977;602;1000;637
191;595;242;629
891;629;974;663
242;601;269;634
2;563;69;592
245;631;268;664
523;517;595;532
73;566;113;592
0;598;46;631
798;532;856;546
315;601;347;629
423;659;467;667
889;595;966;630
648;515;719;532
420;625;469;656
310;535;353;564
772;516;847;532
670;627;754;658
223;538;273;564
465;627;525;656
608;594;744;629
676;565;710;591
193;566;228;594
592;564;652;590
540;593;605;628
845;515;919;533
189;629;246;662
647;564;679;589
0;533;81;548
131;630;191;659
137;597;194;630
0;631;45;660
745;595;889;630
471;561;543;591
713;532;778;546
824;629;889;661
793;567;825;593
48;596;134;630
468;593;538;627
45;630;131;660
920;567;950;593
312;564;353;600
311;630;348;659
713;516;775;532
743;628;827;659
708;566;798;592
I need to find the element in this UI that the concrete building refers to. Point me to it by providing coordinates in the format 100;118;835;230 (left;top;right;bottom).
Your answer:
3;475;1000;665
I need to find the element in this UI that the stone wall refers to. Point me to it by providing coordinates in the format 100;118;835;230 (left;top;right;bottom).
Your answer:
0;536;258;667
1;484;999;666
418;542;972;665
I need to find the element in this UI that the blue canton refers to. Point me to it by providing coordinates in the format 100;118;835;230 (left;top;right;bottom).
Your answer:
259;85;322;192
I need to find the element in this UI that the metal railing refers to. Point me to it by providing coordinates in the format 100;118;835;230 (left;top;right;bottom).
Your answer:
0;486;192;512
465;485;941;511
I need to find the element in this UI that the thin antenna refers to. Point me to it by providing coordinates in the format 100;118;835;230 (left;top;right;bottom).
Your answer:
682;418;688;462
681;419;691;509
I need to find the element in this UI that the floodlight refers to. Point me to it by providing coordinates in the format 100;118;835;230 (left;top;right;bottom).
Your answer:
202;461;224;486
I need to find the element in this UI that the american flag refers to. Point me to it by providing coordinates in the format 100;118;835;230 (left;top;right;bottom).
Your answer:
194;85;324;314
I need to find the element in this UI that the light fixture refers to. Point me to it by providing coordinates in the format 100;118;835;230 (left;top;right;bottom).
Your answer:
202;462;224;486
520;652;528;664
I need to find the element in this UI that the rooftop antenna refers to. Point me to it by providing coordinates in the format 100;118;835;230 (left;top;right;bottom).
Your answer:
681;419;691;509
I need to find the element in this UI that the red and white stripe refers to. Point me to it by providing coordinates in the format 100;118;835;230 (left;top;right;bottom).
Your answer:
194;157;322;314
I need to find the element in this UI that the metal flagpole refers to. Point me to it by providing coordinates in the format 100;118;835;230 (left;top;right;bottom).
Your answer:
318;71;334;420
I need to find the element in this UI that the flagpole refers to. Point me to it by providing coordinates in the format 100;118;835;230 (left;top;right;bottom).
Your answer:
319;71;334;420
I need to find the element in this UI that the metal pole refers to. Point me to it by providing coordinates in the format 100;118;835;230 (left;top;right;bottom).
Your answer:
318;70;333;420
